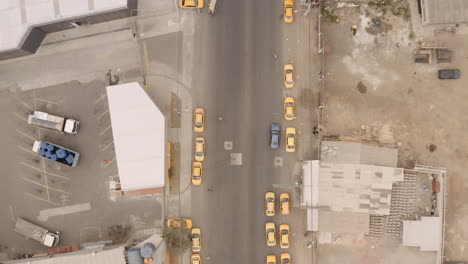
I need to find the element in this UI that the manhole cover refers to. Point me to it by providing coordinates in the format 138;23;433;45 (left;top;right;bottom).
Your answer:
230;153;242;165
224;141;233;150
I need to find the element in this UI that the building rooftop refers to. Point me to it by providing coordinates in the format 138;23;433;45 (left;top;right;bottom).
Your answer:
402;217;442;251
321;141;398;167
106;82;165;191
0;0;128;52
421;0;468;24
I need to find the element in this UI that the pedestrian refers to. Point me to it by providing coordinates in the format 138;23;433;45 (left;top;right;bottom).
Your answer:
396;42;400;48
273;54;277;59
313;127;318;135
207;186;213;192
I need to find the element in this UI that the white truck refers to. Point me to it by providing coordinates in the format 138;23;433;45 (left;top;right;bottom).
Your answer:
28;111;79;134
32;140;80;167
14;218;60;247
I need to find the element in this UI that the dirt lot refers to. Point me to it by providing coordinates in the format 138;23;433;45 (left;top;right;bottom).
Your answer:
0;81;162;260
320;1;468;263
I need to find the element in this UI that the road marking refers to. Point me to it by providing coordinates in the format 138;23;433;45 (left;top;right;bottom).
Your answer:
36;126;61;134
143;40;150;75
96;52;112;58
9;205;15;222
99;125;112;136
14;112;28;122
97;110;109;120
104;158;115;168
25;192;59;205
34;97;58;105
13;95;33;111
16;129;36;142
96;93;107;104
23;178;71;194
230;153;242;166
102;141;114;151
224;141;233;150
274;157;283;168
40;158;50;201
19;162;70;180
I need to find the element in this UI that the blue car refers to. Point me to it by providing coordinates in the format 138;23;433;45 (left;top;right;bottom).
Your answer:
271;123;280;149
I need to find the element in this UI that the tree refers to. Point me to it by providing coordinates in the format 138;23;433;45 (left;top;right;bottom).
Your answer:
161;227;191;255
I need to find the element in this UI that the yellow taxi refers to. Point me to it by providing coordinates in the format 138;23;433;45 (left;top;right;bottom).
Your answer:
280;193;290;215
279;224;290;249
265;222;276;247
191;228;201;252
283;0;294;23
194;137;205;161
283;63;294;88
284;97;295;120
167;218;193;229
180;0;204;9
192;161;203;185
265;192;275;216
280;253;291;264
285;127;296;152
267;255;277;264
191;253;202;264
194;108;205;133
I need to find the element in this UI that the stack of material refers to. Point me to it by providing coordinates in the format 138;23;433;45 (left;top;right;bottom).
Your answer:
436;49;452;64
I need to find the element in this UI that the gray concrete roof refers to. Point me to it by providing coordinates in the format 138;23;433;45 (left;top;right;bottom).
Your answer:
421;0;468;24
321;141;398;167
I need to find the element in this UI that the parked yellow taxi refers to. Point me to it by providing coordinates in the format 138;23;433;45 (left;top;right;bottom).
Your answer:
284;97;295;120
192;161;203;185
280;224;290;249
194;137;205;161
194;108;205;132
265;192;275;216
280;193;290;215
191;228;201;252
265;222;276;247
180;0;204;9
285;127;296;152
283;0;294;23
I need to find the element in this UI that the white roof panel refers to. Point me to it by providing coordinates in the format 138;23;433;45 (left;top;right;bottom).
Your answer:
106;83;166;191
402;217;442;251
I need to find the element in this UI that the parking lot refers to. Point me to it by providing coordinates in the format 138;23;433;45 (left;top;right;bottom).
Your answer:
0;80;162;258
321;2;468;263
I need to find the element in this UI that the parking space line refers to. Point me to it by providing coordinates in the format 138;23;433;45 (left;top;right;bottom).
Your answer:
23;178;71;194
96;93;107;104
9;205;15;222
143;40;150;74
13;96;33;111
40;159;51;201
25;193;59;205
99;125;112;136
34;97;58;105
19;162;70;180
97;110;109;120
102;141;114;151
13;112;28;122
17;145;36;155
104;158;115;168
36;126;61;134
16;129;37;142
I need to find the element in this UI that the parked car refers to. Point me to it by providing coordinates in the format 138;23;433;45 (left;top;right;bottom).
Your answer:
191;253;202;264
284;97;296;120
265;222;276;246
265;192;275;216
279;224;290;249
438;69;460;79
180;0;204;9
283;63;295;88
271;123;281;149
280;253;291;264
167;218;193;229
194;137;205;161
267;255;277;264
194;108;205;132
192;162;203;185
283;0;294;23
285;127;296;152
280;193;290;215
191;228;201;252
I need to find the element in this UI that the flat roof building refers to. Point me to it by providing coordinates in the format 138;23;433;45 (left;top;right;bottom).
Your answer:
106;82;166;193
0;0;137;60
420;0;468;25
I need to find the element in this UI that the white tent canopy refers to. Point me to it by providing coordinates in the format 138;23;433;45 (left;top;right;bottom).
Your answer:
106;82;165;191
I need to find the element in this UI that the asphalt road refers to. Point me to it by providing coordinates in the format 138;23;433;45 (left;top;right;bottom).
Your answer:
189;0;311;263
